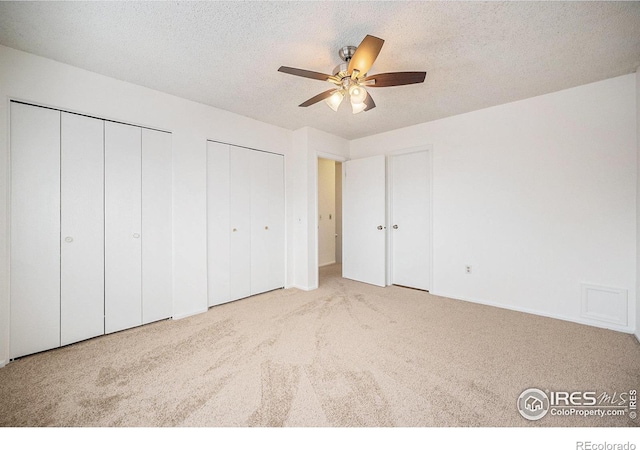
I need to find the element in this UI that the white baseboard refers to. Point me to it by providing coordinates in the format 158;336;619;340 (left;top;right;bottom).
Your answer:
172;308;208;321
290;284;317;291
635;330;640;344
0;360;6;368
430;290;634;334
319;260;336;268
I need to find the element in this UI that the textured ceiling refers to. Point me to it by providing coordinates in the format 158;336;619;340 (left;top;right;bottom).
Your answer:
0;1;639;140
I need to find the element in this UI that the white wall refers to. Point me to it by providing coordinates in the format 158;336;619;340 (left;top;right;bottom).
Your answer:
318;158;336;267
0;45;292;365
351;74;637;333
288;128;310;290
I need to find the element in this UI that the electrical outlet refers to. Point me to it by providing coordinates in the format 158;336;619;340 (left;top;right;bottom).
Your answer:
465;265;472;274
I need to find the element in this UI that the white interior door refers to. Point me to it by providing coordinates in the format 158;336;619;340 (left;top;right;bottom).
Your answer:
229;146;252;301
342;155;387;287
391;151;431;291
266;153;285;291
60;112;105;345
250;150;271;295
207;141;231;306
10;103;61;358
141;128;172;323
105;121;142;333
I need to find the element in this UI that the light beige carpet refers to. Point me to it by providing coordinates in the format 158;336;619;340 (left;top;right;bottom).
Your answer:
1;264;638;427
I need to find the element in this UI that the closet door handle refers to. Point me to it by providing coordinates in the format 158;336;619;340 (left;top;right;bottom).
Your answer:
265;226;269;230
64;236;73;243
377;225;384;230
393;224;398;229
133;233;140;239
232;228;237;232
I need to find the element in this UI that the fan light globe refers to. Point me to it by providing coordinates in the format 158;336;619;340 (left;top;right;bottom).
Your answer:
325;90;345;112
349;84;367;104
351;100;367;114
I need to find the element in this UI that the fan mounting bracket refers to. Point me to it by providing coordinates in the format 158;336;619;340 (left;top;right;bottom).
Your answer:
338;46;357;62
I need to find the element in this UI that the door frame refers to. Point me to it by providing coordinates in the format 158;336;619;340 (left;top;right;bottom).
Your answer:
313;152;347;288
387;145;434;288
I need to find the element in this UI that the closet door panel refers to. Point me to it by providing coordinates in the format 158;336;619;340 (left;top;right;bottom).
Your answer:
229;146;252;301
60;113;105;345
250;150;271;295
105;122;142;333
10;103;61;358
141;129;172;324
207;142;231;306
266;153;285;291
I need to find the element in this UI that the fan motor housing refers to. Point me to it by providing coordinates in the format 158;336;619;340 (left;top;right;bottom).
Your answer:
334;45;357;77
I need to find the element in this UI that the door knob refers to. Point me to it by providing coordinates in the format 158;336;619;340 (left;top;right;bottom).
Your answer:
377;225;383;230
232;228;237;232
393;224;398;229
265;226;269;230
64;236;73;243
133;233;140;238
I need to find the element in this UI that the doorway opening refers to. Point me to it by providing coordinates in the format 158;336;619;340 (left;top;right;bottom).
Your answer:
317;157;342;285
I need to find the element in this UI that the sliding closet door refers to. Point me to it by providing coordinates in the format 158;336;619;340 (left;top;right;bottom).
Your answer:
60;113;105;345
105;122;142;333
250;150;271;295
207;142;231;306
10;103;61;358
391;151;430;291
229;146;252;301
141;129;172;324
266;153;285;291
343;155;387;287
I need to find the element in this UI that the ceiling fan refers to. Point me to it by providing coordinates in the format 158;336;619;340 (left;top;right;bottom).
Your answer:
278;35;426;114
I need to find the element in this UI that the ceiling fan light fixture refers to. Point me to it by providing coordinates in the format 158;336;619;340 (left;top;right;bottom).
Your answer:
325;90;345;112
279;34;426;113
351;100;367;114
348;84;367;104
